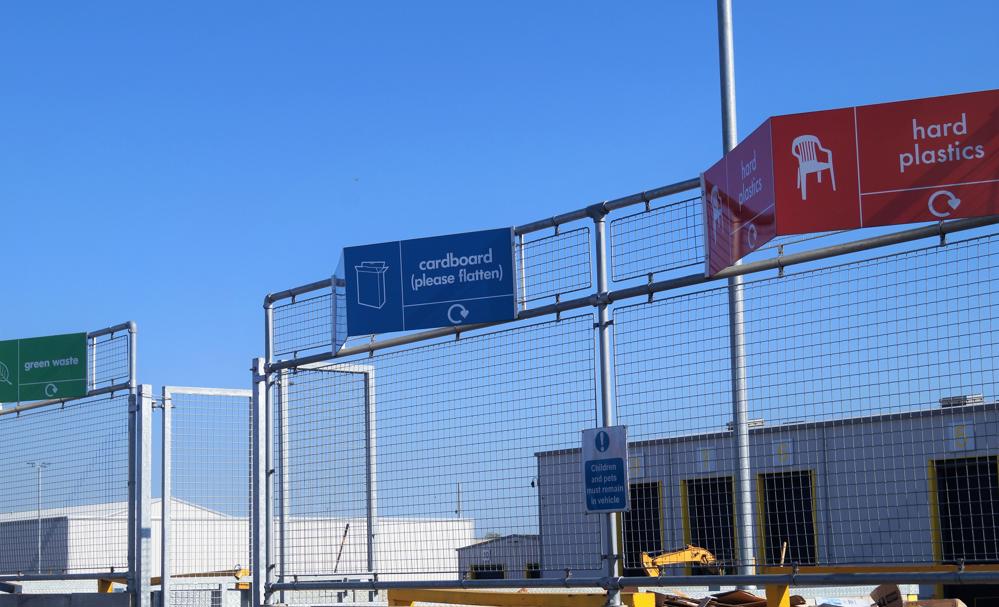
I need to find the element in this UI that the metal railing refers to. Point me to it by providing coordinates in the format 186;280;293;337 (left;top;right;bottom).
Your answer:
254;172;999;606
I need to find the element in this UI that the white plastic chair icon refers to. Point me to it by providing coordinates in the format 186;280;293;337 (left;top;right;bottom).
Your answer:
709;186;722;242
791;135;836;201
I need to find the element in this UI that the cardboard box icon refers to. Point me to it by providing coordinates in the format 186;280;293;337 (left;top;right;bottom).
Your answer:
355;261;389;309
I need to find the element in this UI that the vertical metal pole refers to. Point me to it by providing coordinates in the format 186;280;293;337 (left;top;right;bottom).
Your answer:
127;323;138;602
593;210;621;606
265;372;275;596
89;336;97;390
363;370;378;601
276;370;289;605
161;387;172;607
35;465;41;573
518;233;528;311
251;357;269;607
262;301;275;606
134;384;152;607
717;0;756;580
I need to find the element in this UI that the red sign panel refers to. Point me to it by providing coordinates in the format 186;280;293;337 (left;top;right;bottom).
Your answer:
702;120;778;276
703;89;999;275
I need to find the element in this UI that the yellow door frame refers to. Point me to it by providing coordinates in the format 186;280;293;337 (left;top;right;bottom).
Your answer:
680;475;737;575
925;455;999;599
756;469;819;566
618;480;664;575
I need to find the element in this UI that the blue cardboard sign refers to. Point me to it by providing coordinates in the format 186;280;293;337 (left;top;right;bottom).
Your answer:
581;426;629;513
344;227;517;336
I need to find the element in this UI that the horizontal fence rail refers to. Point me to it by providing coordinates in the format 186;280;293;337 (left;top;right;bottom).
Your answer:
259;176;999;603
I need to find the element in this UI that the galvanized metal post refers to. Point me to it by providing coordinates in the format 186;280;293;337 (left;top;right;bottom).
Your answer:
518;233;528;311
251;358;269;607
592;209;622;607
265;372;275;596
262;300;276;605
363;369;378;600
133;384;152;607
161;387;173;607
276;370;289;605
89;335;97;390
717;0;756;579
35;464;41;573
126;324;139;603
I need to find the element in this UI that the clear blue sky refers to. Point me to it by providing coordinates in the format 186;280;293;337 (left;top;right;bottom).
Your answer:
1;1;996;390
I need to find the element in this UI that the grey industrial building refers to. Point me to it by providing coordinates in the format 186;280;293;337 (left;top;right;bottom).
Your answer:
456;535;540;580
535;397;999;600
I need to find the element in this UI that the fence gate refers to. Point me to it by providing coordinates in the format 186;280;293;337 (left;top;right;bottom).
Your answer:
161;386;252;607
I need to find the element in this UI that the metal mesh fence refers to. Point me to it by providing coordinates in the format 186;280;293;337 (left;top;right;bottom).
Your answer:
89;329;132;391
272;292;334;359
275;314;599;581
168;585;225;607
609;231;999;572
263;185;999;598
517;227;591;304
165;389;252;577
0;393;130;575
610;196;703;282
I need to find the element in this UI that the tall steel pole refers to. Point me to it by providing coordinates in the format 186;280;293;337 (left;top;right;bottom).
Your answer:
593;210;621;607
717;0;756;580
27;461;49;573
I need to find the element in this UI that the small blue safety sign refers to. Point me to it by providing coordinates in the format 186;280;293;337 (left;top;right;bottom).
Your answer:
581;425;629;513
343;227;517;337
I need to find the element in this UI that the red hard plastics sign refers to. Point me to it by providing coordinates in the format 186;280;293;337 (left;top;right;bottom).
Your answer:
703;89;999;276
702;120;778;276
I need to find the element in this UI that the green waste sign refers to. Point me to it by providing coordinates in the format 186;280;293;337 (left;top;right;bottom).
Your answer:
0;333;88;403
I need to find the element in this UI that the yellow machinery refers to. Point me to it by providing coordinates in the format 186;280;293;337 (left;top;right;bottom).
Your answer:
640;545;719;576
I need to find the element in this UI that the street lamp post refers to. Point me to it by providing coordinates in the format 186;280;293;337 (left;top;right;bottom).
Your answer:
26;462;50;574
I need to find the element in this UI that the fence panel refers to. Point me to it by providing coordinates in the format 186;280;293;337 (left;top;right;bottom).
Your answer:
610;196;703;282
274;314;599;588
0;393;131;576
610;231;999;573
0;323;135;579
162;387;252;607
272;291;334;360
517;226;592;305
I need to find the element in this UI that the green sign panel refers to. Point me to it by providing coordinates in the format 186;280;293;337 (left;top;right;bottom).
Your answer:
0;332;88;403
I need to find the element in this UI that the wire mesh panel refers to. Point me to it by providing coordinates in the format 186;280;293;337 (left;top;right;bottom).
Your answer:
272;291;334;359
166;388;252;576
608;231;999;572
610;196;703;282
516;227;591;304
89;330;132;391
0;393;130;575
168;585;225;607
276;314;599;581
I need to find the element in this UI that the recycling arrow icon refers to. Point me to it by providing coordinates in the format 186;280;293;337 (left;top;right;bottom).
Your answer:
928;190;961;218
447;304;470;325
